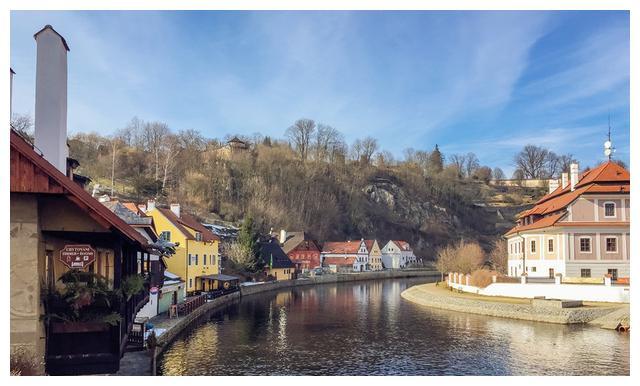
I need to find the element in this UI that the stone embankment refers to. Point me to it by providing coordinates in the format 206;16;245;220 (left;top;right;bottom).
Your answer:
401;283;622;325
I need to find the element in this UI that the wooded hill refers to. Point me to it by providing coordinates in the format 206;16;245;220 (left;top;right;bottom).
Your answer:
53;117;545;260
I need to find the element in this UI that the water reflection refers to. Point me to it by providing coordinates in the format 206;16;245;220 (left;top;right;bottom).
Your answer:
159;278;629;376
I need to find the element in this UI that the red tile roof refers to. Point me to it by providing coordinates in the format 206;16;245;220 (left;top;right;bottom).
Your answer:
506;161;630;236
363;240;376;251
156;207;219;242
390;240;412;251
10;129;148;247
321;241;363;254
323;256;356;266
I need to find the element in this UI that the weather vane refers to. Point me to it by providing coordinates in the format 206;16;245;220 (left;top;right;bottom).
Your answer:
604;115;615;160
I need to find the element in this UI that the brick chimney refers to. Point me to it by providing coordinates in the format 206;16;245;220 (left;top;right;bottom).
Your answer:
170;203;180;218
561;172;569;189
34;25;70;174
570;162;579;191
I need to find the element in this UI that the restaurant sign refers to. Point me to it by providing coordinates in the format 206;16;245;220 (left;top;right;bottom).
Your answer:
59;244;96;269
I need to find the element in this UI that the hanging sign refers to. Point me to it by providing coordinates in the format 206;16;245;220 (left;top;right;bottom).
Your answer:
59;244;96;269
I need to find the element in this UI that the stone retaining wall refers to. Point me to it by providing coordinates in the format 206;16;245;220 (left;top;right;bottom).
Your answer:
401;283;617;324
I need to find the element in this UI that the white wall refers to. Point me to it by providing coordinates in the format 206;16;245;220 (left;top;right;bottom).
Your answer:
136;292;159;318
450;281;629;303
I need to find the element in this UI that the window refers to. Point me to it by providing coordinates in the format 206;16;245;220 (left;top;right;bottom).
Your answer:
581;268;591;278
195;254;199;265
531;266;537;272
549;268;555;278
203;254;207;265
195;232;203;242
548;239;554;253
189;278;193;288
160;231;171;241
188;254;192;266
530;240;536;253
605;237;618;253
604;202;616;218
608;269;618;280
579;237;591;253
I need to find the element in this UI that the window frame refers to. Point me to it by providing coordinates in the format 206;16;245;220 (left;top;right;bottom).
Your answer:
530;239;536;254
548;238;554;253
579;236;592;253
603;201;616;218
605;236;618;253
580;268;591;278
160;231;171;241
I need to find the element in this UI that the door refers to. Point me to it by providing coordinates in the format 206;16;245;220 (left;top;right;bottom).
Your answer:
172;291;177;305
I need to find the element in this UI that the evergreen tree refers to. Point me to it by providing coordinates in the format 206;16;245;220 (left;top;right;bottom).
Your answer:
428;144;444;173
237;216;263;272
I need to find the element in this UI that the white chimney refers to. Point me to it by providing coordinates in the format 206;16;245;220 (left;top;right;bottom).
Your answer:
570;163;579;191
561;172;569;189
279;229;287;244
170;203;180;218
34;25;69;174
548;179;559;194
147;199;156;212
10;68;15;118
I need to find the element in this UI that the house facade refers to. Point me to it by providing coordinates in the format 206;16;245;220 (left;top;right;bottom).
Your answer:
260;239;295;280
321;240;369;272
505;161;630;280
279;230;322;273
381;240;417;269
145;203;221;294
364;240;383;271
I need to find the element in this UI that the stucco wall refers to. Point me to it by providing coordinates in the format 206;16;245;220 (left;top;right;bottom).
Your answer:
10;194;45;369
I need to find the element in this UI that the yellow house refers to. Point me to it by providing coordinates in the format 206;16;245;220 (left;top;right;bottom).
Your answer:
145;202;221;294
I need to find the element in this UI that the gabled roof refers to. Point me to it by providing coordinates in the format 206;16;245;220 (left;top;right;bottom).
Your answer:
260;240;295;268
10;129;147;246
388;240;412;251
321;240;365;254
155;207;219;242
506;161;630;236
281;231;319;254
323;256;356;266
363;239;379;252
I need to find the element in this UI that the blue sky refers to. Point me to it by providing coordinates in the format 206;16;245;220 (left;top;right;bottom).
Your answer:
10;11;629;175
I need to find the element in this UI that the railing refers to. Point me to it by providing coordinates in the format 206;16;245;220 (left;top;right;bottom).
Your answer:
176;294;206;316
203;287;240;301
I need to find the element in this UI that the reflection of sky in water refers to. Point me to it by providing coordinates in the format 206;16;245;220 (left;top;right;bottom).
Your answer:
159;278;629;376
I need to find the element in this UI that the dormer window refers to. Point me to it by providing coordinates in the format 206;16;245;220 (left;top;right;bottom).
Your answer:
604;202;616;218
160;231;171;241
195;232;202;241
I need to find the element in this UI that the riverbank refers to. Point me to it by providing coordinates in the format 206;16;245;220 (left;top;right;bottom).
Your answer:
401;283;625;325
117;269;439;375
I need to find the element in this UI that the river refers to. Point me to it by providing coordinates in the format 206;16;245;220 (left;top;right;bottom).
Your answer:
159;277;629;376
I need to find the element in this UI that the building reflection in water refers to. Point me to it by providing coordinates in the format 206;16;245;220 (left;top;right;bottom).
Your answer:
159;278;629;376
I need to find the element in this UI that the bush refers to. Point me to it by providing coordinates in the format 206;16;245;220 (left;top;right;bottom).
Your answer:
10;345;43;376
436;240;485;275
470;269;498;288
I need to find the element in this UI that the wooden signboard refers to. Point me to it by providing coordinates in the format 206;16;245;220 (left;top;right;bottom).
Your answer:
59;244;96;269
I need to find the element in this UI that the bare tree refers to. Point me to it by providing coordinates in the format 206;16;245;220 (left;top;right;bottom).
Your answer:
108;136;125;196
313;124;343;162
489;239;508;275
374;150;395;167
350;139;363;161
492;167;505;180
556;154;576;174
360;136;379;164
514;145;558;179
11;113;33;137
448;154;466;178
464;152;480;178
143;121;170;181
285;119;316;162
161;134;183;189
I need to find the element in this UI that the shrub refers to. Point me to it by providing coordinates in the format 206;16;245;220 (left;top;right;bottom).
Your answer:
436;240;485;275
470;269;498;288
10;345;43;376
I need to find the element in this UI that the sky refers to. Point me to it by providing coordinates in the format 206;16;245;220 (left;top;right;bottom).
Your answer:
10;10;630;176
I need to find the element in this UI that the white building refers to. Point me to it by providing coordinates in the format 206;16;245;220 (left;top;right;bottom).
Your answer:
381;240;417;269
321;239;369;272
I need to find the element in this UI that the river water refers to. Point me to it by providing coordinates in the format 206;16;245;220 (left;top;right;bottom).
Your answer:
159;278;629;376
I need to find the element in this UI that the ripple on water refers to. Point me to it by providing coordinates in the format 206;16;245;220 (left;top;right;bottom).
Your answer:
159;278;629;376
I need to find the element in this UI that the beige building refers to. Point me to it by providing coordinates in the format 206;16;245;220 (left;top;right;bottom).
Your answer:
505;161;630;280
214;136;250;160
364;240;383;271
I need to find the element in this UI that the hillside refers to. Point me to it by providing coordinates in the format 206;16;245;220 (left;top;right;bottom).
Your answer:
73;135;545;260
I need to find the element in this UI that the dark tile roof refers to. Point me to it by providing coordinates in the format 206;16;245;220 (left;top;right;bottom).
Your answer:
260;240;295;269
